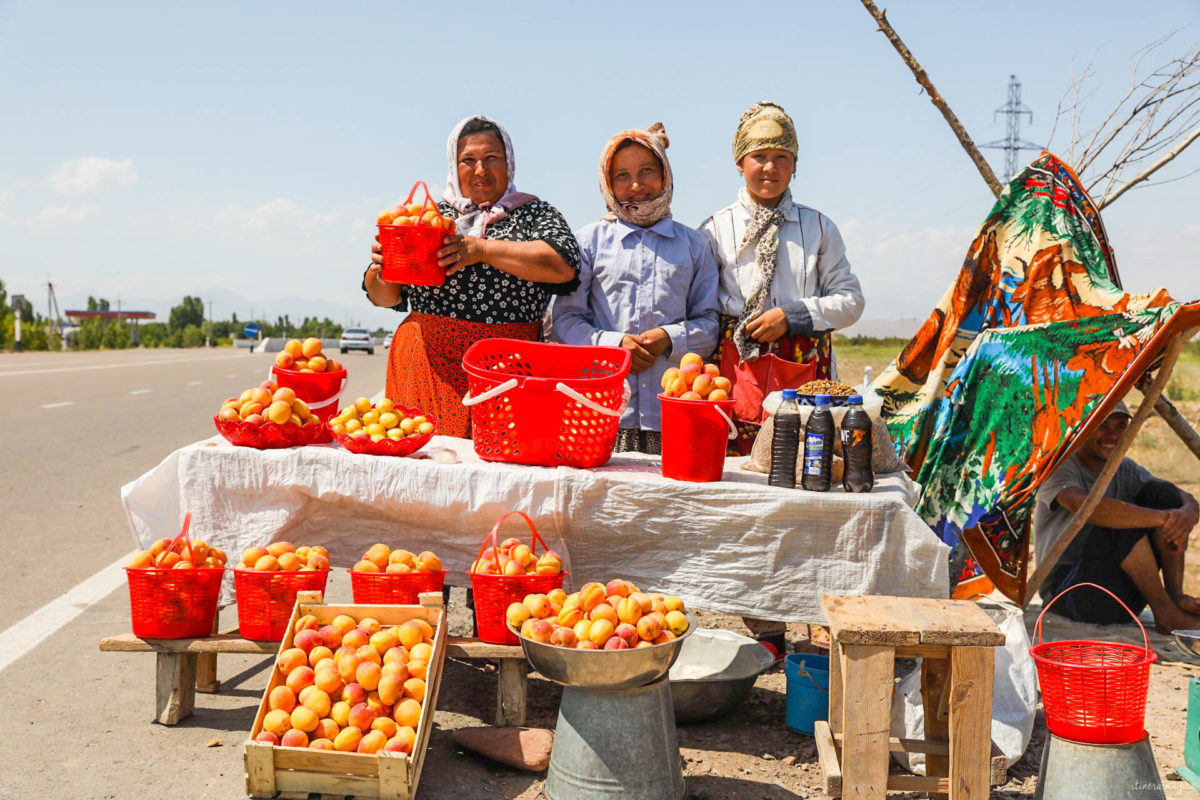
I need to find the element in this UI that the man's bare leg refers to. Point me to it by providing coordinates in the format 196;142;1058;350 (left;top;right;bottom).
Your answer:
1149;528;1200;614
1120;536;1200;632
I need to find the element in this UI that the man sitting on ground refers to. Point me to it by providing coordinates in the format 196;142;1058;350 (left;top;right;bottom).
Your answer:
1034;401;1200;632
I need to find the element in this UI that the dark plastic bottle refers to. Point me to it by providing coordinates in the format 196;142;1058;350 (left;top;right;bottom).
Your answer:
801;394;834;492
769;388;801;489
840;394;874;493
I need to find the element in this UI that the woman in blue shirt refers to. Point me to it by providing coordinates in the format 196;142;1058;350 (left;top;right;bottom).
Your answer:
553;123;720;454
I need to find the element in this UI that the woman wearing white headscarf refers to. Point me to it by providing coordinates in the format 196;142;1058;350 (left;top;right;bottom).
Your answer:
365;115;579;436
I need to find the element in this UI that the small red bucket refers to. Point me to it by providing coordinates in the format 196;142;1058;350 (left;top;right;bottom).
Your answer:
271;364;347;428
469;511;567;645
234;568;330;641
379;181;449;286
125;516;224;639
349;569;446;604
659;394;737;482
1031;582;1157;744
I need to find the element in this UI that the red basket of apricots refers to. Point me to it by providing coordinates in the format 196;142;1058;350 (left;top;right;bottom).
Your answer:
330;397;437;457
252;606;439;757
468;511;567;645
234;543;332;641
349;545;446;605
377;181;457;286
125;514;228;639
271;338;348;438
658;352;738;483
215;379;326;449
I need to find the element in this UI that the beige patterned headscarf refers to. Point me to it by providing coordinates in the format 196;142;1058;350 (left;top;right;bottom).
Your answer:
732;101;798;164
599;122;673;228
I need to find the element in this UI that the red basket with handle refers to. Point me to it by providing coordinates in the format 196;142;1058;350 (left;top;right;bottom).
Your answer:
378;181;451;286
462;338;630;468
126;513;225;639
349;569;447;604
1030;582;1157;744
469;511;568;645
234;567;330;641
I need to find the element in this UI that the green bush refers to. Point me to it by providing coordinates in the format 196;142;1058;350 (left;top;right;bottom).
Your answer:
181;325;205;348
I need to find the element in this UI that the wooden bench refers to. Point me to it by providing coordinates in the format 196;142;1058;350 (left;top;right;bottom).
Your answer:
99;631;528;727
817;595;1008;799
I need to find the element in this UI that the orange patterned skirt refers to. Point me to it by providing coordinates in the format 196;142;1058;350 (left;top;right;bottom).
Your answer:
385;312;540;438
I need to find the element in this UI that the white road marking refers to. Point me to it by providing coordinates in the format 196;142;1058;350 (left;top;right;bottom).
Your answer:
40;401;76;409
0;353;241;378
0;553;130;675
129;389;151;395
187;380;203;386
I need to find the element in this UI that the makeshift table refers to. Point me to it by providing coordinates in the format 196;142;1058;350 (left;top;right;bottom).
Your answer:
121;435;949;621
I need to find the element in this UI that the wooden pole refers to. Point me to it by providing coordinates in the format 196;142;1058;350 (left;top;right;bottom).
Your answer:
1025;329;1193;601
858;0;1004;197
1154;394;1200;463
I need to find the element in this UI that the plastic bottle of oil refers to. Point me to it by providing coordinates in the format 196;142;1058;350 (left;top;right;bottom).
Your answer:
801;394;834;492
768;389;801;489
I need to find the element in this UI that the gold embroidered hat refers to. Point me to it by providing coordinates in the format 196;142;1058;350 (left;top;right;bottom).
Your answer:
732;101;798;163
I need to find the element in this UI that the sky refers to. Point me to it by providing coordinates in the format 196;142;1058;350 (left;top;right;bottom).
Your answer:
2;1;1198;334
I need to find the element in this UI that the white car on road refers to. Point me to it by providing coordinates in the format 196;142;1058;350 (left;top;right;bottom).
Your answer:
339;328;374;355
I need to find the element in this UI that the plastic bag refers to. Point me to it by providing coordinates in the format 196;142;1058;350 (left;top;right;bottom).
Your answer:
889;596;1037;771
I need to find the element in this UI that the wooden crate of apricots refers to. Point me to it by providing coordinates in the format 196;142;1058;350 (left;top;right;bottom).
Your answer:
244;591;447;800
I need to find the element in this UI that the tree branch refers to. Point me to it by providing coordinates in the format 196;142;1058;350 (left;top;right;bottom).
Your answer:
1098;124;1200;208
859;0;1003;197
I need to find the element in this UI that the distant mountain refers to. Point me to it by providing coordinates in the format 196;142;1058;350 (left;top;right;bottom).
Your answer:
55;286;401;330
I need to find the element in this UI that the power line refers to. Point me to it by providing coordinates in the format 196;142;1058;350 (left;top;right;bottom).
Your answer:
982;75;1043;183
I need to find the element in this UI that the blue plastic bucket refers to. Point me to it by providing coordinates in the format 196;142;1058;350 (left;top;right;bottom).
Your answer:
785;653;829;734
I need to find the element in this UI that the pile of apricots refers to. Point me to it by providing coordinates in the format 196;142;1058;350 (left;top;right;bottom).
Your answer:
274;338;345;374
469;536;563;577
660;352;731;402
127;537;228;570
236;542;331;573
351;544;443;575
377;201;456;231
217;379;323;428
508;579;689;650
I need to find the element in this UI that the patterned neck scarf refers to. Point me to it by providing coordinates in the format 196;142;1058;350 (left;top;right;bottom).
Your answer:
732;187;791;361
443;115;538;237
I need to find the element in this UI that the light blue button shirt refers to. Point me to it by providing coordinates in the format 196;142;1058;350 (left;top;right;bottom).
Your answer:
552;216;720;432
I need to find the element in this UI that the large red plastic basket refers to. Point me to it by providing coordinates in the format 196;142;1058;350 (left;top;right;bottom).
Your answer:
126;567;225;639
349;569;447;604
234;568;330;641
462;338;630;468
379;181;450;286
469;512;568;645
1031;582;1157;744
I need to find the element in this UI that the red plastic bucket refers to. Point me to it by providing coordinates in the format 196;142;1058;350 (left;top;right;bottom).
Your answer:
659;394;737;482
271;365;347;443
379;181;449;286
469;512;568;644
126;567;224;639
349;569;446;604
234;568;330;641
1030;582;1157;744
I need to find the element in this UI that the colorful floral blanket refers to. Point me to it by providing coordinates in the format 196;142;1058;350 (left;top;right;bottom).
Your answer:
872;152;1184;603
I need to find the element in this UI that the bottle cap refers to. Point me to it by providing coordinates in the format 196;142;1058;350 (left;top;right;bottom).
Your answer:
781;388;798;400
848;395;863;405
814;394;831;404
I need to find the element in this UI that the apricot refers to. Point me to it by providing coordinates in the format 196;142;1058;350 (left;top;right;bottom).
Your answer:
277;648;307;675
337;654;363;684
629;592;653;614
284;339;304;358
333;727;362;752
343;629;369;650
268;685;296;713
265;400;292;424
386;562;412;574
636;640;655;648
218;406;241;422
520;619;537;640
576;640;599;650
549;627;578;648
348;702;375;732
407;660;428;680
377;674;403;706
386;726;416;753
523;594;553;619
301;337;323;358
308;646;334;668
369;630;398;657
256;731;279;745
615;623;640;647
589;604;618;626
148;538;172;557
637;615;662;641
653;630;677;644
572;619;593;642
510;543;533;566
308;356;327;373
604;579;630;598
708;389;730;401
342;683;368;709
363;543;390;570
396;622;423;649
156;551;181;569
616;597;642;626
499;536;522;554
661;366;680;390
372;717;398;739
663;595;685;612
393;698;422;728
665;610;689;636
712;377;732;393
354;396;373;414
558;606;583;627
330;700;352;727
528;619;555;644
253;554;280;572
251;387;274;407
358;729;387;754
389;549;416;568
536;551;563;575
289;705;319;734
692;374;715;397
588;619;615;647
403;677;426;703
383;646;409;666
604;637;630;650
505;602;531;629
285;666;315;695
407;642;431;663
578;583;607;612
307;554;329;571
356;662;382;692
680;352;704;368
317;625;343;649
280;729;309;748
276;552;302;574
309;738;334;751
301;688;331;718
262;709;292;737
314;665;342;694
680;391;703;401
415;551;442;572
503;560;524;576
127;551;154;568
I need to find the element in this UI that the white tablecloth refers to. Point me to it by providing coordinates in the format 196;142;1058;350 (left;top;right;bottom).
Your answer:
120;435;949;622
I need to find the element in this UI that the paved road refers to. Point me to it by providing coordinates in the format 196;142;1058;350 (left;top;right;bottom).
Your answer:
0;347;387;799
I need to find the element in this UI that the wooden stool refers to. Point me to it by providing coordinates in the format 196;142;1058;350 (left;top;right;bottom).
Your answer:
816;595;1007;799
